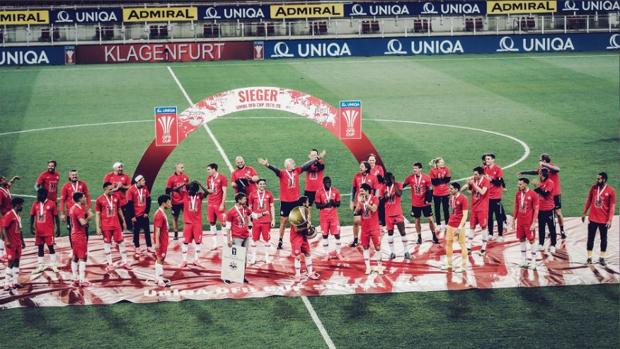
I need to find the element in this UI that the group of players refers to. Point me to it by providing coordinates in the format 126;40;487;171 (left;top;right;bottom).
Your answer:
0;149;615;289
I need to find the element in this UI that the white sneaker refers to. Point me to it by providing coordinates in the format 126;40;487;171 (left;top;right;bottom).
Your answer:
441;263;453;270
264;255;271;264
497;236;504;242
364;266;372;275
488;235;496;241
248;255;256;265
31;265;45;275
538;244;544;252
549;246;556;254
520;260;529;268
529;261;537;270
454;266;465;273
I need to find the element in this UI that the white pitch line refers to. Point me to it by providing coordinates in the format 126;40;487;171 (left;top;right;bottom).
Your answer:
166;66;335;349
166;65;235;173
302;295;337;349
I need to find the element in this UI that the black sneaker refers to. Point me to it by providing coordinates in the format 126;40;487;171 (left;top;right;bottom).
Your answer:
560;231;567;240
467;248;472;256
417;234;422;244
586;257;592;264
432;235;439;244
349;239;359;248
277;239;283;250
599;258;607;267
174;231;179;240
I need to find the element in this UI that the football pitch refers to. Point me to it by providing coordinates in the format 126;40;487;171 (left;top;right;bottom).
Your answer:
0;52;619;348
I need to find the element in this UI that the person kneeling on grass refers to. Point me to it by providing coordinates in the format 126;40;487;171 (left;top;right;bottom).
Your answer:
289;196;320;282
153;194;172;287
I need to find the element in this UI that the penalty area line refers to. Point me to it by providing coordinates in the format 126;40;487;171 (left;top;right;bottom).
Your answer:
166;65;235;173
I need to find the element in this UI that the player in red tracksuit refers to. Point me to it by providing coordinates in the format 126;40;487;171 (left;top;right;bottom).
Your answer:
483;153;507;241
512;178;539;269
69;192;94;287
355;183;383;275
350;161;380;248
226;193;252;248
180;181;208;267
533;168;557;254
463;167;491;255
403;162;439;245
2;197;25;290
0;175;19;262
127;175;152;255
95;182;131;272
36;160;60;202
258;155;321;250
382;173;411;261
289;196;320;282
519;153;565;238
153;194;172;287
304;149;326;206
248;179;275;264
166;162;190;240
206;163;228;250
581;172;616;266
29;188;61;274
315;176;342;260
103;162;131;230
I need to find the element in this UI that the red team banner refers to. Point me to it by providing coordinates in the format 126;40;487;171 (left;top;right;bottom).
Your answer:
339;100;362;140
155;106;179;146
75;42;253;64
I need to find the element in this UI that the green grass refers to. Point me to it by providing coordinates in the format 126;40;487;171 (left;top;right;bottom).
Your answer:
0;52;618;347
0;284;617;348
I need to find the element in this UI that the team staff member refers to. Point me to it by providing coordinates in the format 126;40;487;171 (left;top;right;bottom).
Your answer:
519;153;565;239
165;162;189;240
403;162;439;245
512;178;539;269
483;153;506;241
429;157;451;233
29;188;61;274
443;183;468;273
103;162;132;231
36;160;60;202
581;172;616;266
231;156;259;195
258;156;320;250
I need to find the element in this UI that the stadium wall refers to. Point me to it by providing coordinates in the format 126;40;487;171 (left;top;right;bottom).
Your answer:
1;32;618;66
